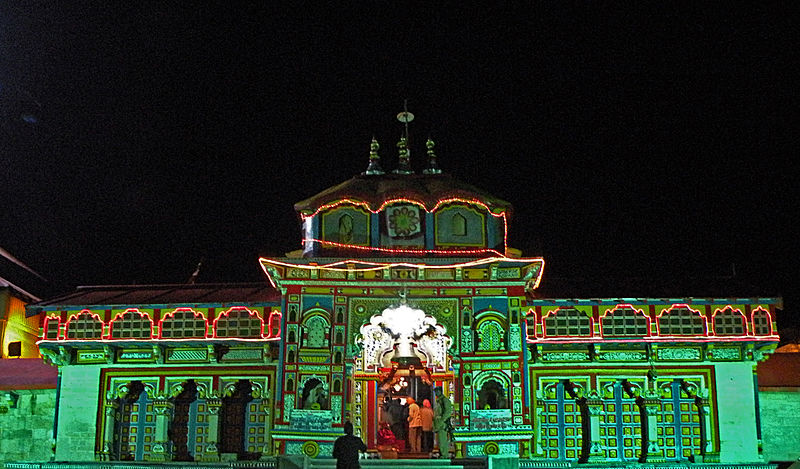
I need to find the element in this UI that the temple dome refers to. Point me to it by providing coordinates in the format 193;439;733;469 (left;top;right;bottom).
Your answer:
294;172;513;216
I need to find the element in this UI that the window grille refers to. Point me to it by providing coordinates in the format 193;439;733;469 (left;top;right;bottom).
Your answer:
110;310;153;339
752;308;772;336
161;308;207;338
544;308;592;337
66;311;104;339
601;307;648;337
658;307;705;336
215;308;263;338
712;308;745;336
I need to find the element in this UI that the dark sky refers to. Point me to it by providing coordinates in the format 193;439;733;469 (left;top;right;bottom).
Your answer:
1;5;795;324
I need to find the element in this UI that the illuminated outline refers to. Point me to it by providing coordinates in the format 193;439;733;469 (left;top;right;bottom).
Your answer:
599;304;651;338
212;306;265;339
750;306;774;336
300;197;510;252
107;308;155;340
655;304;708;337
541;306;594;338
65;310;106;340
157;307;209;339
710;306;746;336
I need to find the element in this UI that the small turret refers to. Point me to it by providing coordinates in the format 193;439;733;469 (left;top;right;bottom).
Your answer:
422;138;441;175
364;138;384;175
393;136;413;175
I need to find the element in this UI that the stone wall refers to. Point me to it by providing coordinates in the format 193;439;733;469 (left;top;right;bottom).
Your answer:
0;389;56;463
759;388;800;462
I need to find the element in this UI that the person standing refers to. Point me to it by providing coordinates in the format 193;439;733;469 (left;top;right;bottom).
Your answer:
386;397;406;449
333;421;367;469
406;397;422;452
433;387;453;458
419;399;434;453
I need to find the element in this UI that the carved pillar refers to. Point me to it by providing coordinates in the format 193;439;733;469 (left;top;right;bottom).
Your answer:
259;396;272;459
100;398;119;461
640;392;664;462
150;399;174;461
533;391;544;456
200;398;222;461
585;398;605;462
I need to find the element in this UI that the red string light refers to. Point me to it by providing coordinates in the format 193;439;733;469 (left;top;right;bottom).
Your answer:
302;238;505;256
299;197;510;253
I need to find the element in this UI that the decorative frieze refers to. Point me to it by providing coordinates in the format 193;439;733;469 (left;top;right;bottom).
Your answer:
656;347;701;361
540;351;590;362
597;351;647;362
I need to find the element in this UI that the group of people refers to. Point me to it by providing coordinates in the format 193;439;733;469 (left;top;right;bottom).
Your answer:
378;387;452;457
334;387;453;468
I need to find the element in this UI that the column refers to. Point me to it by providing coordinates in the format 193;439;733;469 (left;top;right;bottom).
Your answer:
640;393;664;462
586;398;605;462
100;399;118;461
150;399;174;461
260;397;272;459
200;398;222;461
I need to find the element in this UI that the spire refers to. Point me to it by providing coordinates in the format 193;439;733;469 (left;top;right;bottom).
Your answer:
393;136;413;174
422;138;442;174
365;137;384;175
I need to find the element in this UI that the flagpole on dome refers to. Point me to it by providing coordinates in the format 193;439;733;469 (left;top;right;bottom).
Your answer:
394;100;414;175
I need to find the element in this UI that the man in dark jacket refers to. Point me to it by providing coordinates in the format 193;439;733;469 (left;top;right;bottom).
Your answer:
333;421;367;469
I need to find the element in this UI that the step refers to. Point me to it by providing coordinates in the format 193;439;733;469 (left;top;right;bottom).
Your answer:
307;457;464;469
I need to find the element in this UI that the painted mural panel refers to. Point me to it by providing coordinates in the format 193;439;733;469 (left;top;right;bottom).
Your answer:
321;206;370;246
435;204;486;247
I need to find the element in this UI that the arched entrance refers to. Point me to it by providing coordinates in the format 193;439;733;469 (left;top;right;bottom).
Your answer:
354;304;452;453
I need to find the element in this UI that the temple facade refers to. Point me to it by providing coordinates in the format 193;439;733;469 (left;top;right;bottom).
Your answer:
31;136;780;466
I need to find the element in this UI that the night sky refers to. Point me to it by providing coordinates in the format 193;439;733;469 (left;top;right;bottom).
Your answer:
1;6;795;327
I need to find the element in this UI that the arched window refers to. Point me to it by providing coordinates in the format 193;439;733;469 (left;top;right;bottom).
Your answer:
338;214;354;243
544;308;592;337
712;307;746;336
477;320;505;351
657;305;705;336
452;213;467;236
66;310;104;340
752;308;773;336
477;379;508;409
303;316;329;348
170;381;198;461
220;380;256;459
300;378;328;410
601;306;649;337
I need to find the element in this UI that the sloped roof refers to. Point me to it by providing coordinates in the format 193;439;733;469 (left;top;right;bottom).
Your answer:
294;173;513;215
533;275;781;301
758;352;800;387
33;282;280;308
0;358;57;390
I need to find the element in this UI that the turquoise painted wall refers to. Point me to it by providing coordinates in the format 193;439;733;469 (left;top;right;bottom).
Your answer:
714;362;759;462
54;365;102;461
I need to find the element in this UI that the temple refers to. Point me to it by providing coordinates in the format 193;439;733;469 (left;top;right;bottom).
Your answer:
22;123;782;467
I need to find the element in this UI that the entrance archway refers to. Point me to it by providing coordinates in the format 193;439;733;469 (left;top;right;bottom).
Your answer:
354;303;452;452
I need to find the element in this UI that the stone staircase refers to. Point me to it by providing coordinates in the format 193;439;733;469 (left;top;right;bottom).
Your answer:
306;457;485;469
